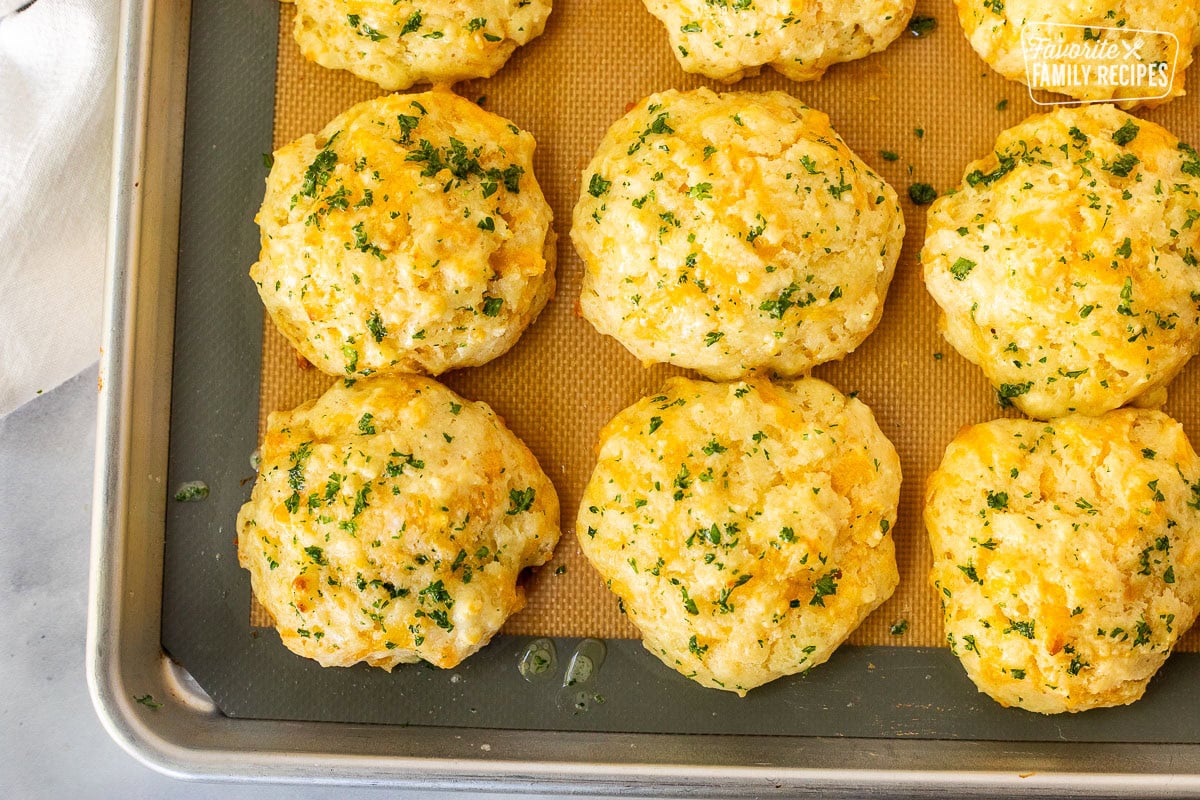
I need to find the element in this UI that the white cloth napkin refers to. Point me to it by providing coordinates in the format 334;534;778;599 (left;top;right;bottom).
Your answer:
0;0;117;417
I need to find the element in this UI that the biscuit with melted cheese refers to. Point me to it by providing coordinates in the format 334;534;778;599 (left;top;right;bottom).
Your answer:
572;89;904;380
577;377;901;694
642;0;915;83
923;104;1200;419
926;409;1200;713
237;374;560;669
954;0;1200;107
252;90;555;378
292;0;552;90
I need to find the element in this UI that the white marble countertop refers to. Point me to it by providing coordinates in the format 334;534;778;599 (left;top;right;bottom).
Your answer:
0;369;567;799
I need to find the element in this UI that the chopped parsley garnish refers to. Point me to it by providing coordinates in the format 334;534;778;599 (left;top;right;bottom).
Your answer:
1006;620;1035;639
908;15;937;37
1103;153;1140;178
627;112;675;155
966;153;1016;187
908;182;937;205
810;569;842;607
1113;119;1140;146
134;694;162;710
173;481;209;502
949;257;976;281
400;9;422;35
588;173;612;197
366;311;387;343
300;143;338;198
507;487;536;515
395;113;420;144
997;381;1033;407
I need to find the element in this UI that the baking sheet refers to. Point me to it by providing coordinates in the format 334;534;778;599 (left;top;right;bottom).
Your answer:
253;0;1200;651
145;0;1200;753
155;0;1200;743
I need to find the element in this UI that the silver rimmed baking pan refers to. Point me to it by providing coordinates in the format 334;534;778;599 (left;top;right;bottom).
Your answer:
87;0;1200;795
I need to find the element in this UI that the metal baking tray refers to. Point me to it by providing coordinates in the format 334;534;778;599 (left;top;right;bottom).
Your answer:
87;0;1200;794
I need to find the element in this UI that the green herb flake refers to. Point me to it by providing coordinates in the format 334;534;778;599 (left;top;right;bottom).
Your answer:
1103;153;1140;178
1113;119;1140;146
482;296;504;317
949;256;976;281
507;487;536;515
588;173;612;197
173;481;209;502
400;9;422;35
305;545;328;566
908;182;937;205
1007;620;1035;639
134;694;162;710
300;145;338;198
809;569;842;607
908;15;937;37
997;381;1033;407
366;311;387;342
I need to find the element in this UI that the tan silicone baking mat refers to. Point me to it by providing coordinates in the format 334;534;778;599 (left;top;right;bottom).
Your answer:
253;0;1200;650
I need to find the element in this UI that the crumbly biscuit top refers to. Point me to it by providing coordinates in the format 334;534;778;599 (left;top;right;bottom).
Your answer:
923;104;1200;419
237;374;560;670
927;410;1200;713
954;0;1200;107
643;0;915;83
577;377;900;694
293;0;553;90
253;90;554;378
573;89;904;380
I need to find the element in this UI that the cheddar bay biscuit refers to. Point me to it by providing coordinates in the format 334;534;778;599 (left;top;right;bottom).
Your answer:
252;90;555;378
237;374;560;670
572;89;905;380
577;377;901;695
954;0;1200;107
926;410;1200;713
923;105;1200;419
642;0;915;83
292;0;552;90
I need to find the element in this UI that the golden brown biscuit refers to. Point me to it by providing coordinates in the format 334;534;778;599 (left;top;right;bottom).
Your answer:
577;377;901;694
572;89;904;381
642;0;915;83
923;105;1200;419
292;0;552;90
927;409;1200;713
252;90;555;378
237;374;560;670
954;0;1200;107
